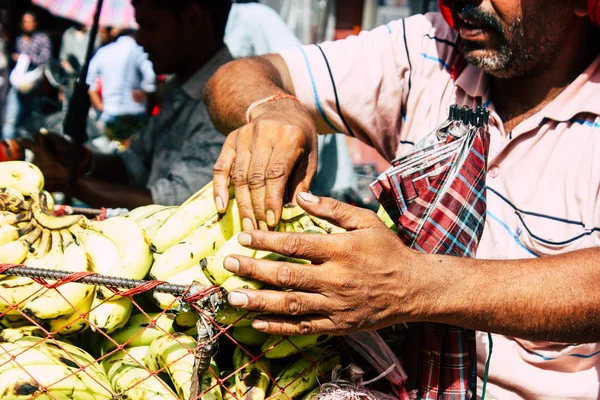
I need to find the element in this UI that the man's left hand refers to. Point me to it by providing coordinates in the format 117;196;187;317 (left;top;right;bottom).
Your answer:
223;192;425;335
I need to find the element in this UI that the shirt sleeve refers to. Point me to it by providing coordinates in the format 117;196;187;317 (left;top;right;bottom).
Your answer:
137;50;156;93
146;104;225;206
59;31;69;61
86;52;101;90
278;13;459;161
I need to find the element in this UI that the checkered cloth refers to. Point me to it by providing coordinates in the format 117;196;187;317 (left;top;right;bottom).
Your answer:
370;110;490;399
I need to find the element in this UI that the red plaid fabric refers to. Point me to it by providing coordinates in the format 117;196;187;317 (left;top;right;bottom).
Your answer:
371;109;490;399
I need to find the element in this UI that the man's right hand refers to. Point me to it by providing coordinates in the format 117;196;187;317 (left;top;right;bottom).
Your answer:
213;110;318;232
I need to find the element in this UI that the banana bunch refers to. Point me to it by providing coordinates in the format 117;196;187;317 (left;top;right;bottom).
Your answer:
0;327;113;399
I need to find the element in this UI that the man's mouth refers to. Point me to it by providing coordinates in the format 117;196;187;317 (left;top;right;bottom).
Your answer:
456;17;493;41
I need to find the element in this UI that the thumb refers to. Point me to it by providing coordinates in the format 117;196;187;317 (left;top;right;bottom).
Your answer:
296;192;380;231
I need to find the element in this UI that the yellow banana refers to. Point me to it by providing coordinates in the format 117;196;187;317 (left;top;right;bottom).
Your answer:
153;265;212;310
101;346;178;400
101;312;177;355
125;204;168;223
137;206;178;239
0;210;30;226
30;192;83;229
0;161;44;196
280;205;306;221
233;346;271;400
0;224;19;246
200;359;223;400
150;199;240;282
46;287;94;337
88;290;133;335
145;332;197;400
201;232;256;286
0;187;29;213
0;224;41;265
68;224;120;274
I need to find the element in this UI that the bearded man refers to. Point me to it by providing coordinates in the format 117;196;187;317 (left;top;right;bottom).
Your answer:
204;0;600;398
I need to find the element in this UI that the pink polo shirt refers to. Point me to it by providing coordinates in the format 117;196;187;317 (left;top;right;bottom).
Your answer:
280;13;600;399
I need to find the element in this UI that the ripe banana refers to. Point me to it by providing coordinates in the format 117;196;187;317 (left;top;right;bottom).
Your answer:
83;217;153;300
231;326;268;347
0;161;44;196
0;326;47;342
22;230;95;321
46;286;94;337
0;313;28;328
261;334;332;359
201;232;256;285
199;359;223;400
268;348;341;400
137;206;178;239
0;210;30;226
68;224;120;274
0;224;19;246
125;204;168;223
101;346;179;400
233;346;271;400
0;187;30;213
145;332;197;400
150;198;240;282
0;224;41;265
0;364;113;399
101;312;177;355
30;191;83;229
153;265;212;311
222;373;237;400
151;181;221;253
88;290;133;335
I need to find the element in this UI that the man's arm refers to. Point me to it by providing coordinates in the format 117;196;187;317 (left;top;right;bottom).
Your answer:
205;54;319;231
89;90;103;113
223;195;600;343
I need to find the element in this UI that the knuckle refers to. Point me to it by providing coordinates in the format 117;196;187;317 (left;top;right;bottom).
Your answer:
231;169;248;186
265;163;287;181
247;171;266;189
282;234;302;256
284;292;304;316
253;294;269;312
299;320;315;335
276;264;297;288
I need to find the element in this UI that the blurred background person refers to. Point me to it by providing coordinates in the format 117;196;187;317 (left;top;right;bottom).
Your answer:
86;28;155;150
59;23;99;75
0;8;10;129
3;10;51;139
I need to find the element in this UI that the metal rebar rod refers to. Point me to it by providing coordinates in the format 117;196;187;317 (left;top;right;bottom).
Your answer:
1;266;189;295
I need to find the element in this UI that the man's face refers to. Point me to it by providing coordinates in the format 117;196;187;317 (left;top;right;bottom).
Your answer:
451;0;577;78
134;2;193;75
22;14;37;34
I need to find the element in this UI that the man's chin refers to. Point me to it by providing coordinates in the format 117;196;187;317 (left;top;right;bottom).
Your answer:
463;47;514;78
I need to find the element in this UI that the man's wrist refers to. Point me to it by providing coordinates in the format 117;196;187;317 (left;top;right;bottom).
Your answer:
251;100;316;135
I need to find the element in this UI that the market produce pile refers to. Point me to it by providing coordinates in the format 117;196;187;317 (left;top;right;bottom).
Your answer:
0;161;348;400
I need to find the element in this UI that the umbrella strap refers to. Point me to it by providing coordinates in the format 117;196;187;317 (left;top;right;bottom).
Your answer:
480;332;493;400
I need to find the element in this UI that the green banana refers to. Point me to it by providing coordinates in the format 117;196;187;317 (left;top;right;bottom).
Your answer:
145;332;196;400
101;312;177;355
174;307;199;330
280;205;306;221
215;304;258;328
231;326;269;347
268;348;341;399
302;387;322;399
150;198;240;282
262;334;332;359
233;346;271;400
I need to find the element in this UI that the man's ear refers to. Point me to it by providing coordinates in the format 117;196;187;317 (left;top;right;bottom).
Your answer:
574;0;589;17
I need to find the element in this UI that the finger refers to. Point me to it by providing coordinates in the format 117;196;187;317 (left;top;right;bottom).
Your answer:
223;255;323;291
247;135;272;230
297;193;381;230
251;315;336;335
264;125;310;227
231;129;257;231
213;133;237;213
287;139;318;206
237;231;336;263
227;288;325;316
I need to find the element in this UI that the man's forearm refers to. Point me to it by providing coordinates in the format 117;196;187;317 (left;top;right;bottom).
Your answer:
204;55;299;134
89;90;103;112
421;248;600;343
74;177;152;209
87;153;129;185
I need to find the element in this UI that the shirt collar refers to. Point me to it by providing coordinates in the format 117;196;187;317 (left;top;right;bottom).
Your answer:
180;46;233;100
540;55;600;121
454;62;488;99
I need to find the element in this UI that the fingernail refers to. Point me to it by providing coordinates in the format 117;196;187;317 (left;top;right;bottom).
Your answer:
242;218;255;231
238;232;252;246
228;292;248;308
258;220;269;231
252;319;268;331
266;210;276;227
298;192;319;203
223;257;239;273
215;196;225;212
